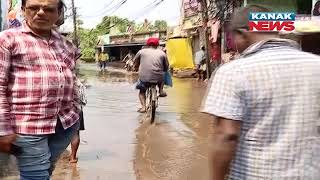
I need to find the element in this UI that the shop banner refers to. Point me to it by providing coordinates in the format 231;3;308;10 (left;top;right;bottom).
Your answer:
166;38;194;70
183;0;200;18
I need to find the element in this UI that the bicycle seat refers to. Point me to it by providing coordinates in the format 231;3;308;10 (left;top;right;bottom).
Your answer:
146;82;158;87
149;83;158;86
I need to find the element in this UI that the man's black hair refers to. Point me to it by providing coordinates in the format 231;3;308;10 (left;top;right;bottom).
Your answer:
313;1;320;16
21;0;65;13
231;4;272;31
201;46;205;51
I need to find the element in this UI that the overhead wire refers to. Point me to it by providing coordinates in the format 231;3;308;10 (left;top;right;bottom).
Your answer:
82;0;128;18
79;0;167;40
78;0;116;18
131;0;165;20
95;0;166;31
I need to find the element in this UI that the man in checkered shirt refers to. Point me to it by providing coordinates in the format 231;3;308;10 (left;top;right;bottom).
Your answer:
0;0;80;179
202;5;320;180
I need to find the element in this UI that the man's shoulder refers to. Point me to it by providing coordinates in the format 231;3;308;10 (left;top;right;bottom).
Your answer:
217;48;320;75
216;58;244;73
0;28;25;48
0;27;24;37
53;30;74;45
53;31;78;53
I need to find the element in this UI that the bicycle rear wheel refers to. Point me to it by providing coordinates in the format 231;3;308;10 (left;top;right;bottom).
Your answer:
150;100;156;124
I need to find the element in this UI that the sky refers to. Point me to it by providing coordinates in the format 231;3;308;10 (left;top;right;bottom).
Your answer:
61;0;182;31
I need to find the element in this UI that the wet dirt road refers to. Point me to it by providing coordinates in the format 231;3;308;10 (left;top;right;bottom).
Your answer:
0;64;214;180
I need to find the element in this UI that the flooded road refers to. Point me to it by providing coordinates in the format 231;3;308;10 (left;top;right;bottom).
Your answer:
1;63;214;180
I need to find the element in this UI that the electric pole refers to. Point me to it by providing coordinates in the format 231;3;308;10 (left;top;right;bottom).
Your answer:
199;0;211;79
71;0;79;47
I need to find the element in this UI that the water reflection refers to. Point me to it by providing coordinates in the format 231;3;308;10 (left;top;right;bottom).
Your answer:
0;154;18;178
0;64;213;180
133;78;213;180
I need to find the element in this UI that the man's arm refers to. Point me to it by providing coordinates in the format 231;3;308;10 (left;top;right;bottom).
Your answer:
0;40;13;136
201;65;245;180
72;48;82;114
210;116;241;180
0;34;17;154
133;51;141;71
163;55;169;72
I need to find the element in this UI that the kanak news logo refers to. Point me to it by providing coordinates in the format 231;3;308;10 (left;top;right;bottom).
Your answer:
248;12;296;32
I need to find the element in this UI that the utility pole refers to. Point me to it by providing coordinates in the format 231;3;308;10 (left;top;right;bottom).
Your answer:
199;0;211;79
71;0;79;47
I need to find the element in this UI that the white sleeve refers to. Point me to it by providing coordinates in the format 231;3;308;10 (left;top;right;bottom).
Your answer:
201;67;245;121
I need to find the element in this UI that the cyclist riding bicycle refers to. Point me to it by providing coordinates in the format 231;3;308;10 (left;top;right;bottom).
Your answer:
133;37;169;113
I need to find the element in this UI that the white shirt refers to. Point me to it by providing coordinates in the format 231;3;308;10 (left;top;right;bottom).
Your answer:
202;39;320;180
195;50;205;65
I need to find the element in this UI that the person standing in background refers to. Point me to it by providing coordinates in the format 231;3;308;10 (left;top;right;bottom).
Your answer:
98;50;109;72
194;46;206;80
70;78;87;163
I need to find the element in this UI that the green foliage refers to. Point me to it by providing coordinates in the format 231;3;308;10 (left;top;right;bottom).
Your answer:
95;16;134;34
78;16;167;60
136;19;154;32
154;20;168;31
78;28;99;60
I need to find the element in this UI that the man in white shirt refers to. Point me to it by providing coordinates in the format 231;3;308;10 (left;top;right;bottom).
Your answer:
194;46;205;79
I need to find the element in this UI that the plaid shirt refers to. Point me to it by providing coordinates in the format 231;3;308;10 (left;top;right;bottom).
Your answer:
0;24;80;136
203;39;320;179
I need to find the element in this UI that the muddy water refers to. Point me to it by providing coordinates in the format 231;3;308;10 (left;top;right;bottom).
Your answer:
0;64;214;180
134;77;214;180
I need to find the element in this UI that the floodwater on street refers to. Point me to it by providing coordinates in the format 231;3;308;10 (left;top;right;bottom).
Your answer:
0;63;214;180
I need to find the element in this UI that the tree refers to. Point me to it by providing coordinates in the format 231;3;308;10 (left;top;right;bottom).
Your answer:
95;16;134;34
77;16;168;60
78;28;99;60
154;20;168;31
136;19;154;32
77;16;135;61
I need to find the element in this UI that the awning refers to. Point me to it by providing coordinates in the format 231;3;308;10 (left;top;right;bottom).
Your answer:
99;43;144;48
96;41;166;48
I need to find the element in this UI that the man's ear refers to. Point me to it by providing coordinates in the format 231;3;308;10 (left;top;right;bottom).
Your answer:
55;13;64;27
240;31;251;47
21;7;26;17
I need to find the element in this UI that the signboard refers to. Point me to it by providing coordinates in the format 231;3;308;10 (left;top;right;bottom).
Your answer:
183;0;201;18
248;12;296;32
182;13;202;30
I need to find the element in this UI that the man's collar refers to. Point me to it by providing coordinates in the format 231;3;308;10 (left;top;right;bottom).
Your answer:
241;38;300;58
21;22;61;40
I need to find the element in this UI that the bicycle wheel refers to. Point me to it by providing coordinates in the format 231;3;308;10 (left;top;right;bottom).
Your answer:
150;100;156;124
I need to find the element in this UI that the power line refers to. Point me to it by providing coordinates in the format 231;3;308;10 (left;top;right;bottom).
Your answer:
78;0;167;39
131;0;165;20
80;0;116;18
82;0;128;18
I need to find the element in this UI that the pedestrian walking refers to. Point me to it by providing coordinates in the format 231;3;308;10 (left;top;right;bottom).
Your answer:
202;5;320;180
0;0;81;179
194;46;206;80
98;51;109;72
70;78;87;163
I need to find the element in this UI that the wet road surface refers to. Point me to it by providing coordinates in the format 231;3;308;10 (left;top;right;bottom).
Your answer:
0;63;214;180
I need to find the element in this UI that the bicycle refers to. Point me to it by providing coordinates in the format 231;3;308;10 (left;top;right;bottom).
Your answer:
145;83;158;124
